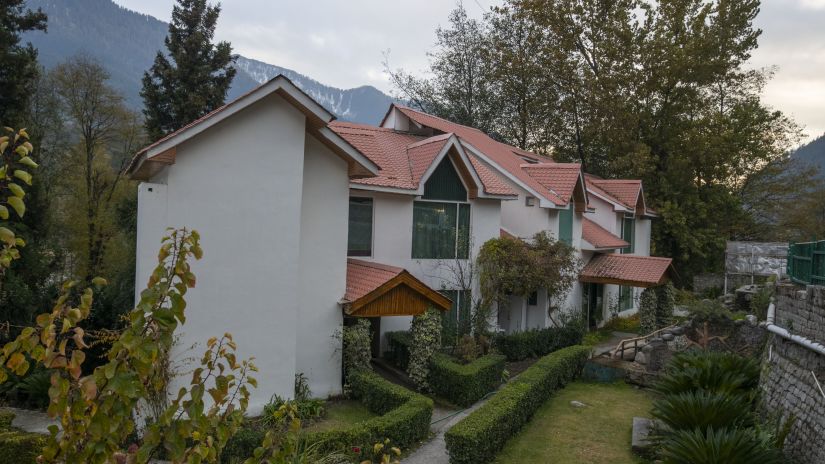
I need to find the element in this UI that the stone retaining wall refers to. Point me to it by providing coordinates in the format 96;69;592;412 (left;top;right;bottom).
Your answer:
759;284;825;464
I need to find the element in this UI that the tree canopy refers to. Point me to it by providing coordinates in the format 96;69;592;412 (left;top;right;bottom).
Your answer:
141;0;236;141
0;0;47;128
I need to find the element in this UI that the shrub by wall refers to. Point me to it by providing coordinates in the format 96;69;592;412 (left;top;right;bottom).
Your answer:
306;370;433;455
444;345;591;464
384;331;412;370
494;325;583;361
429;353;506;406
0;411;46;464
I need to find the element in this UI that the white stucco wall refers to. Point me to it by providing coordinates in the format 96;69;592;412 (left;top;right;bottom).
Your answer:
135;94;328;413
635;218;652;257
348;189;502;350
296;133;348;398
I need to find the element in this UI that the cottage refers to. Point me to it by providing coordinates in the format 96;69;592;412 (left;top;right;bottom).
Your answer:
128;75;672;411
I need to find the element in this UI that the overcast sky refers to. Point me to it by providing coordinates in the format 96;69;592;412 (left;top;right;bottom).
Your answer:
113;0;825;144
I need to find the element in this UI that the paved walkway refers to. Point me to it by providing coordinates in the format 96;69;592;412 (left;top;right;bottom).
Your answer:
0;407;57;434
403;395;491;464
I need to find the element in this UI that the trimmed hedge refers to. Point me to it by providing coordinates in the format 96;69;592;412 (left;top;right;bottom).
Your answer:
444;345;591;464
429;353;506;406
306;370;433;455
0;411;46;464
494;325;583;361
384;331;412;370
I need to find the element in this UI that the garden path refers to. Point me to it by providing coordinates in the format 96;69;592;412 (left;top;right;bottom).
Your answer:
403;393;491;464
0;407;56;434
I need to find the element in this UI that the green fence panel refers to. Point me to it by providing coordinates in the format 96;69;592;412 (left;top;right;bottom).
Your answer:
788;240;825;286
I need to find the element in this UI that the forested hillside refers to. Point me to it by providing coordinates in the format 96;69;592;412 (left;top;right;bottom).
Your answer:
793;134;825;178
22;0;394;124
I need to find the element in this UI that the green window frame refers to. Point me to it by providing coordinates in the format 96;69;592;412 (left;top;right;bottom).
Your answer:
412;202;470;259
527;291;538;306
558;206;573;245
621;215;635;254
619;286;634;311
440;289;471;345
347;197;373;256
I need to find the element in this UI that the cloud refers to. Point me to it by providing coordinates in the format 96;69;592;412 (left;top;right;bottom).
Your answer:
798;0;825;10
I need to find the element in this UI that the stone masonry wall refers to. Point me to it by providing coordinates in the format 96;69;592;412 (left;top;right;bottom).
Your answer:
759;284;825;464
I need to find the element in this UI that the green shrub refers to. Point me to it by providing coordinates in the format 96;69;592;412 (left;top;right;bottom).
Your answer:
659;427;786;464
0;430;46;464
429;353;506;406
652;391;753;431
384;331;412;370
493;325;583;361
342;319;372;379
444;345;591;464
221;424;266;463
656;351;760;397
408;308;441;391
0;411;14;431
305;370;433;455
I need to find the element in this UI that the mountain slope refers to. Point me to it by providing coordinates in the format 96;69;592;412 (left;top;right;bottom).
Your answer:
22;0;394;125
792;134;825;179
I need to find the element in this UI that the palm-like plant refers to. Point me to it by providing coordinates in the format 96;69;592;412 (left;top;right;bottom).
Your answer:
660;427;786;464
652;390;753;431
655;351;760;397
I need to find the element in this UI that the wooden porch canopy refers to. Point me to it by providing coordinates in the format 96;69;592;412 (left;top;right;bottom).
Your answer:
580;254;673;288
342;259;452;317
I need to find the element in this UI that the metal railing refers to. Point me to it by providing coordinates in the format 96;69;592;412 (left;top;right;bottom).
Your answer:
788;240;825;286
611;324;677;360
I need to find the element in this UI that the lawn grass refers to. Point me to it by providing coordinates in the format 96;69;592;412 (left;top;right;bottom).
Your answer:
494;382;654;464
303;399;377;432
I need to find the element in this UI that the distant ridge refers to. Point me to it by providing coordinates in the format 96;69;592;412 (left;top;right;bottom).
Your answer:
22;0;396;125
792;134;825;179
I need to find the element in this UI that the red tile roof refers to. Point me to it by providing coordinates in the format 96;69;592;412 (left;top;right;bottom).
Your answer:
521;163;583;205
345;259;405;302
330;120;515;197
585;176;641;210
580;254;673;288
582;218;629;250
390;105;570;205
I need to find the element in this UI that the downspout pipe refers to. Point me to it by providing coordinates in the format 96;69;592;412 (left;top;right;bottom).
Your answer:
764;300;825;357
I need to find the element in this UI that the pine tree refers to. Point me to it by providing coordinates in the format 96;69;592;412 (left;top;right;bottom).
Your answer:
0;1;47;127
141;0;236;141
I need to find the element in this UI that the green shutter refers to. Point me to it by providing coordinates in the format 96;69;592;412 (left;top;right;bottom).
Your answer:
412;202;457;259
423;157;467;201
558;206;573;245
347;198;373;256
622;217;635;254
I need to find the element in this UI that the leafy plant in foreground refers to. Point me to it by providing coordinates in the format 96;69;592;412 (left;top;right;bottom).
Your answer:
660;427;786;464
652;390;753;431
655;351;760;397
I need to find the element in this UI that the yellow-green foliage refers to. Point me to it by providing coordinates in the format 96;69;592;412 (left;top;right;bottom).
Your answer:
0;411;46;464
0;128;35;274
429;353;505;406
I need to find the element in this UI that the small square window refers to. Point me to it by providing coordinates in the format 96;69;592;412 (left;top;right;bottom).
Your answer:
525;196;536;207
527;291;538;306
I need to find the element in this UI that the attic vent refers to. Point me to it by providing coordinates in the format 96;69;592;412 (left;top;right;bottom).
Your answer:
521;157;538;164
525;196;536;207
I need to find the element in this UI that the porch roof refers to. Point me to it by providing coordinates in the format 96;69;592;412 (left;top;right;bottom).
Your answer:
342;259;452;317
581;218;629;250
580;254;673;288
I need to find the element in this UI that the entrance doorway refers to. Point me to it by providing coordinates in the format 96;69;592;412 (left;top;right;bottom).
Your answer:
582;282;604;330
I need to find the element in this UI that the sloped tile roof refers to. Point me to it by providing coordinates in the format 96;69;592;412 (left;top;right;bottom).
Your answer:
391;106;566;205
585;175;641;210
330;120;515;196
344;259;405;302
521;163;583;205
582;218;629;250
580;254;673;288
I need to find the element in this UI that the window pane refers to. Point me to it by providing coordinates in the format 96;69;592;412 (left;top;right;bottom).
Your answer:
620;286;633;311
622;217;635;254
558;206;573;245
412;201;457;259
457;203;471;259
348;198;373;256
423;157;467;201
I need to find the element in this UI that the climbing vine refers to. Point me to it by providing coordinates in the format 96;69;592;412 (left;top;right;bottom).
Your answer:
407;307;441;391
477;231;579;312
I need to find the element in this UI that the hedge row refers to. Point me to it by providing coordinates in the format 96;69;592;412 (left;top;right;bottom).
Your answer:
444;345;592;464
306;370;433;455
493;325;583;361
384;331;412;370
0;411;46;464
429;354;506;406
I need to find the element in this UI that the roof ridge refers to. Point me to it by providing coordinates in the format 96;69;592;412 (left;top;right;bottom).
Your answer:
407;132;453;149
347;258;404;273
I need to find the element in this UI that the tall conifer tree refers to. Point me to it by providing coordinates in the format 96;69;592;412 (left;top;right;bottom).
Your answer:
141;0;236;141
0;1;47;127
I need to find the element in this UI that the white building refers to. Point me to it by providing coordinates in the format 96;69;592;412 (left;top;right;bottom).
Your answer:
128;75;672;411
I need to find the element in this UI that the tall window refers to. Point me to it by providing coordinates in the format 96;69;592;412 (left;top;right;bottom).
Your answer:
621;215;635;254
347;197;373;256
440;289;471;346
619;286;634;311
412;157;471;259
558;206;573;245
